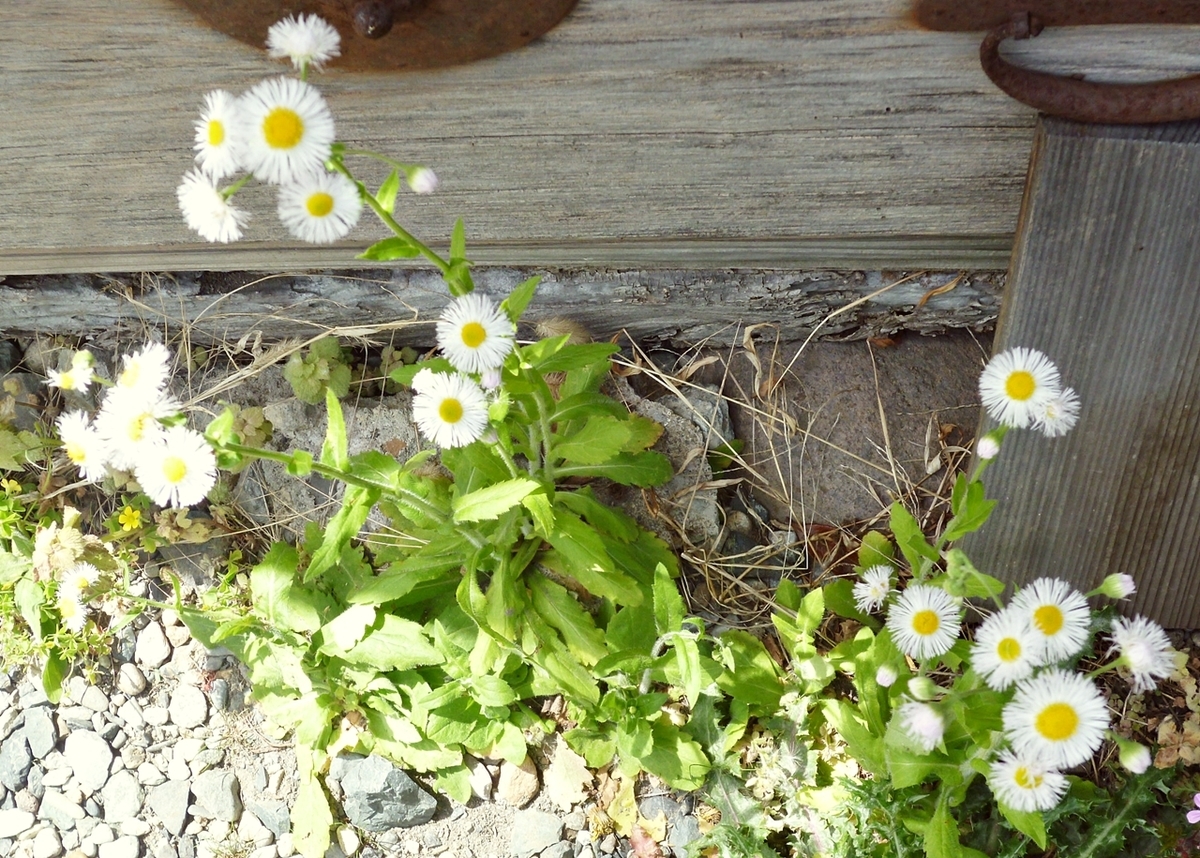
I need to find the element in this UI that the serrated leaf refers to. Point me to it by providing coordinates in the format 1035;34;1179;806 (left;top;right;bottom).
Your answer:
522;491;556;538
527;574;608;665
641;724;710;791
556;488;638;542
553;415;632;466
556;452;673;487
452;477;540;523
304;484;378;582
544;510;643;605
292;751;334;858
534;342;620;373
339;615;444;671
942;479;997;543
998;803;1047;849
358;237;421;261
319;387;349;470
653;563;684;636
318;605;375;655
250;542;323;633
621;415;664;453
501;275;540;324
0;549;30;585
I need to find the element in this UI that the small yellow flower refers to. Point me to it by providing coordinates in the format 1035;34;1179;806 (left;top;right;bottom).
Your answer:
118;506;142;532
1;478;21;495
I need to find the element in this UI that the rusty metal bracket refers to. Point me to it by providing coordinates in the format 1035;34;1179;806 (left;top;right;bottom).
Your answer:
174;0;579;72
913;0;1200;124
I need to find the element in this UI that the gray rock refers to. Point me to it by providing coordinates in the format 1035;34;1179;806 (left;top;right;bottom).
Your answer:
116;664;147;698
57;707;95;731
191;769;241;822
0;808;34;838
509;810;564;858
333;754;436;831
541;843;573;858
167;686;207;730
638;795;682;824
178;835;196;858
135;623;172;669
98;835;141;858
79;686;109;713
100;770;144;822
0;728;31;790
247;800;291;837
0;706;21;741
668;816;700;851
146;780;191;837
27;765;44;800
207;680;229;712
85;796;102;817
15;787;38;813
64;731;113;794
24;707;58;759
38;789;86;830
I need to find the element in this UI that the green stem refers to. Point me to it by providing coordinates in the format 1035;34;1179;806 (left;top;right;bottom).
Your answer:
326;159;450;274
221;174;253;201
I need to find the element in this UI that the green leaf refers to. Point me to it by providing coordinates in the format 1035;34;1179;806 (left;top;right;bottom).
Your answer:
521;492;556;538
450;218;467;261
304;484;378;583
533;342;619;373
823;579;876;624
640;723;710;791
339;615;444;671
501;276;540;324
890;502;939;572
42;651;66;704
318;605;376;655
543;510;644;605
250;543;323;634
376;169;400;214
292;750;334;858
653;563;685;636
527;575;608;666
671;636;706;706
714;629;784;709
0;549;31;585
452;478;541;523
941;549;1005;600
942;478;997;543
553;415;632;466
925;787;965;858
435;765;473;805
0;427;34;469
319;387;349;471
468;675;519;708
621;415;665;454
556;488;638;542
555;452;673;487
389;357;455;388
348;544;463;606
999;803;1047;849
605;603;656;654
824;698;886;777
858;530;895;569
15;578;44;642
358;237;421;261
287;450;313;476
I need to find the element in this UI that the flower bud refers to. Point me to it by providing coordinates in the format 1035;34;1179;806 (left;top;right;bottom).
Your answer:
976;433;1001;460
875;664;898;688
1115;737;1151;774
906;676;940;701
407;167;439;195
1096;573;1137;600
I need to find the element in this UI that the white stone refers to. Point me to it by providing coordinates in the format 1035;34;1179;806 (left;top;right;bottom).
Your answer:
142;707;170;727
237;811;271;845
249;846;278;858
116;818;150;838
115;664;147;698
63;731;113;794
65;677;88;706
136;762;166;787
78;687;108;713
167;754;191;782
276;833;295;858
335;826;360;856
97;836;140;858
161;608;181;627
168;686;207;730
174;738;205;763
32;827;63;858
115;701;143;731
0;808;36;838
88;822;115;845
135;623;172;669
41;768;72;788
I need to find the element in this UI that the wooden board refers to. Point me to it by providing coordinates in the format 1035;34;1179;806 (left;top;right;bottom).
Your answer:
2;1;1199;274
965;117;1200;628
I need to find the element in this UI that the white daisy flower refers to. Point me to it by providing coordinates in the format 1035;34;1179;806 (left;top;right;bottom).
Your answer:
885;584;962;661
436;293;517;374
237;77;335;185
177;169;248;243
1108;615;1174;694
267;13;341;71
972;607;1045;690
134;425;218;508
1010;577;1091;663
852;565;893;614
898;699;944;753
277;170;363;244
978;347;1062;429
411;372;489;449
193;90;244;180
408;166;439;195
115;342;173;398
94;387;182;472
1002;668;1109;770
1033;386;1080;438
57;594;88;634
988;750;1067;812
58;561;101;603
46;364;95;393
56;411;110;483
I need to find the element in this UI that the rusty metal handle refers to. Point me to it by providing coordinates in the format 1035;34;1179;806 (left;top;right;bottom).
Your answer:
981;13;1200;123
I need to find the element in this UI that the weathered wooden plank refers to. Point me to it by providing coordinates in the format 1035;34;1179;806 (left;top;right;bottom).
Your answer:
965;117;1200;628
0;268;1002;346
1;0;1197;272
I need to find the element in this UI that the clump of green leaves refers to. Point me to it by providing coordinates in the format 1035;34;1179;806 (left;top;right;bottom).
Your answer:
283;338;352;404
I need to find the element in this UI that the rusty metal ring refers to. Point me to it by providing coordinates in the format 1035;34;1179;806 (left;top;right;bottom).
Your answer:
981;13;1200;123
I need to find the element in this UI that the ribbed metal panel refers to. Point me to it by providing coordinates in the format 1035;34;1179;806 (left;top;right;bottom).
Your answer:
965;116;1200;627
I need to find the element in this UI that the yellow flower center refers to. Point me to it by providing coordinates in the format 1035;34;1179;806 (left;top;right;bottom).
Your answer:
119;363;140;387
58;370;77;390
438;398;464;424
127;415;149;442
1005;370;1036;401
306;192;334;217
263;107;304;150
912;609;941;636
1033;604;1064;635
162;456;188;484
461;322;488;349
1035;702;1078;742
65;442;87;464
997;637;1022;662
1013;766;1043;789
208;119;225;147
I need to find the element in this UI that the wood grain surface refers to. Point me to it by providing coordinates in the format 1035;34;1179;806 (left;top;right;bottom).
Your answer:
2;0;1197;274
964;117;1200;628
